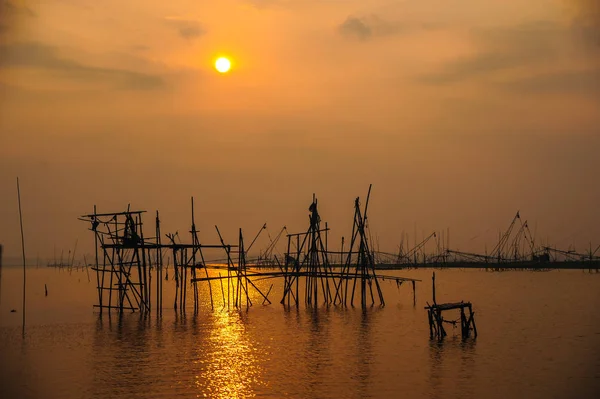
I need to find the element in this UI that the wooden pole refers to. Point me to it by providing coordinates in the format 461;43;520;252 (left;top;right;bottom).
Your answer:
93;205;103;311
17;177;27;337
156;211;162;315
0;244;3;306
432;272;436;305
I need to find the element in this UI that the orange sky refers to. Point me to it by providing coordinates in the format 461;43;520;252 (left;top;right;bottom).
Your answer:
1;0;599;260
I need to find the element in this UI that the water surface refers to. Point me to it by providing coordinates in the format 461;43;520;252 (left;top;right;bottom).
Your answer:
1;267;598;398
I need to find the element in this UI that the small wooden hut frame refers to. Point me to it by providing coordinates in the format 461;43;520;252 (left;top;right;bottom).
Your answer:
425;272;477;339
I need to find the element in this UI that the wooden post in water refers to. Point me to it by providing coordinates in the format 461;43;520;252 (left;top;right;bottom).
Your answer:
17;177;27;337
0;244;3;306
156;211;162;315
432;272;436;305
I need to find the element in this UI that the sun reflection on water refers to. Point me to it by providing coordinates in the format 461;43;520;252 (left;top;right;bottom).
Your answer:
194;311;264;398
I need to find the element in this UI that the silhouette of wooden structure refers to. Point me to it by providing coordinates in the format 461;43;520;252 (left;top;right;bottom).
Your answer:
280;195;336;306
278;187;417;308
335;185;385;307
373;209;600;271
80;188;419;314
80;199;271;315
80;207;154;313
425;272;477;340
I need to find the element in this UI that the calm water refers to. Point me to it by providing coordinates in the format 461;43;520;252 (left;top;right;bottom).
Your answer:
0;266;598;398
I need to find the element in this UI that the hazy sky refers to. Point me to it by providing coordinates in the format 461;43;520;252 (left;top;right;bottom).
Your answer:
1;0;599;260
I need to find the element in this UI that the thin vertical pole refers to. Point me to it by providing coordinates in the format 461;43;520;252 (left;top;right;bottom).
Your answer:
0;244;3;306
432;272;436;305
156;211;162;314
139;214;149;312
296;235;299;306
17;177;26;337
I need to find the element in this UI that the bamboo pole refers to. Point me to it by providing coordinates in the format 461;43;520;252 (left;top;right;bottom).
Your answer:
432;272;436;305
156;211;162;315
17;177;26;337
138;214;149;312
0;244;3;306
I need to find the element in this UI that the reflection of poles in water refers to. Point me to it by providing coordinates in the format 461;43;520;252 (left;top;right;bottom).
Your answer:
428;335;477;397
352;309;379;397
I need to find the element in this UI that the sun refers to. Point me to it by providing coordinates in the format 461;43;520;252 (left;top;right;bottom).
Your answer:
215;57;231;73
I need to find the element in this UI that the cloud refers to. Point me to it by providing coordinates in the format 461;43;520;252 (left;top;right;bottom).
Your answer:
502;68;600;98
568;0;600;49
165;17;205;40
338;16;371;40
0;0;36;35
337;15;404;41
242;0;296;10
0;0;35;17
420;54;535;84
130;44;150;52
420;21;567;84
419;18;600;101
0;42;164;90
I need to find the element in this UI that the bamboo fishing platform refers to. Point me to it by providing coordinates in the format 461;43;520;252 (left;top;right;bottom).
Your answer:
79;185;419;315
425;272;477;340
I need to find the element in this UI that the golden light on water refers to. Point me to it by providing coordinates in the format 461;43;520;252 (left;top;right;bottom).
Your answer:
215;57;231;73
196;311;263;398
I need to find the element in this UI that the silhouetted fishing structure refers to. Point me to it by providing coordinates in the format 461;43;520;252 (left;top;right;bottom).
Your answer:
79;200;272;314
280;195;335;306
79;207;152;313
79;187;598;315
278;187;411;308
425;272;477;340
335;186;386;307
80;187;419;314
196;187;418;309
373;211;600;271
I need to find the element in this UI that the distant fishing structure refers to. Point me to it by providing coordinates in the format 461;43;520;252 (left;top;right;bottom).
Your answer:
373;211;600;271
79;186;419;314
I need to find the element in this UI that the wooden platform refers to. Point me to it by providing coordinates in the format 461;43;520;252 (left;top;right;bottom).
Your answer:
425;273;477;340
